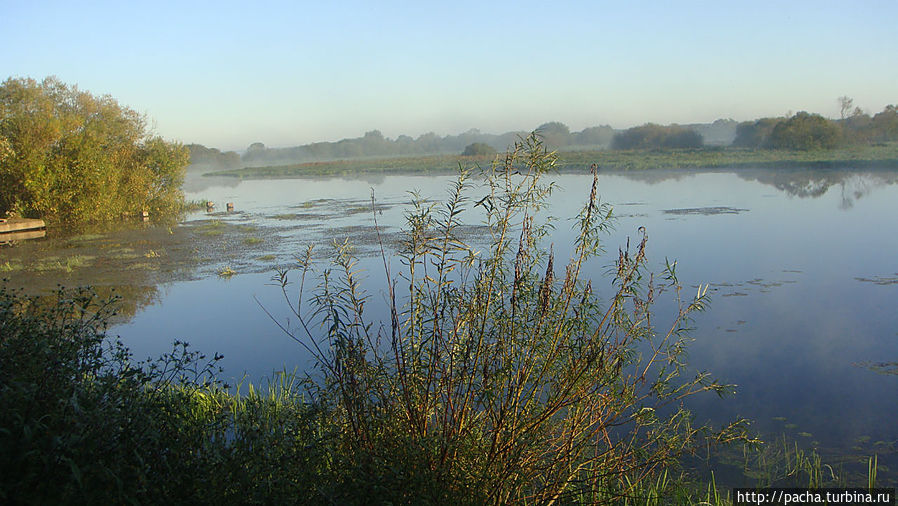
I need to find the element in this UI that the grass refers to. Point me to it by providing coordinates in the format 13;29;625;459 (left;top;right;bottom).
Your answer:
209;142;898;179
31;254;92;273
243;237;263;245
196;219;226;236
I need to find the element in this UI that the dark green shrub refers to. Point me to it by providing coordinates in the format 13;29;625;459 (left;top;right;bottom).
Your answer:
0;285;329;504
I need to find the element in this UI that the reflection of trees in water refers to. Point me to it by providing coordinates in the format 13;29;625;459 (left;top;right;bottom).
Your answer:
734;169;898;207
0;222;203;323
26;285;161;324
601;168;898;209
596;169;696;186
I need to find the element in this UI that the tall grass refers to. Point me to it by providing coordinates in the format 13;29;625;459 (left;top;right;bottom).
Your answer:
269;134;746;503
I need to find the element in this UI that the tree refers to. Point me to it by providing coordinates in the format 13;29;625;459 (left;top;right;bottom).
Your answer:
838;96;854;121
732;117;782;148
611;124;703;150
573;125;614;148
0;77;188;221
461;142;497;156
871;105;898;142
768;111;841;150
535;121;571;148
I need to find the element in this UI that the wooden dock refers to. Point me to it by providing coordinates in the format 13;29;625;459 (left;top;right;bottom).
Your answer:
0;218;46;242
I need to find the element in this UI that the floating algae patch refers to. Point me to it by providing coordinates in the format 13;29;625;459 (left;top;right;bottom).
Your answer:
270;213;326;221
343;202;394;215
291;198;334;209
854;274;898;286
854;361;898;376
662;206;749;215
320;225;392;245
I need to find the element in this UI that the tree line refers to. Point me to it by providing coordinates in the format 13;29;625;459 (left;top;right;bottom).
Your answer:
0;77;188;222
233;123;617;167
221;101;897;169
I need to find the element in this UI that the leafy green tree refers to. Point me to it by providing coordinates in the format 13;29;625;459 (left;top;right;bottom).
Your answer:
768;111;841;150
0;77;187;221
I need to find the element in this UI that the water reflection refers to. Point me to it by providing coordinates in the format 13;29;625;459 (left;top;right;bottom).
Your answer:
732;168;898;206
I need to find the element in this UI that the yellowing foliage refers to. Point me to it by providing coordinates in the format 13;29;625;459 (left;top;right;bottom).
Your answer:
0;77;187;222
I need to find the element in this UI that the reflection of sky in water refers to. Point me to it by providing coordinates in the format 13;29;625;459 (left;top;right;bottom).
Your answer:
116;169;898;457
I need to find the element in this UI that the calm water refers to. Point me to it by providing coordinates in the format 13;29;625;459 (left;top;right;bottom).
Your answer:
114;168;898;470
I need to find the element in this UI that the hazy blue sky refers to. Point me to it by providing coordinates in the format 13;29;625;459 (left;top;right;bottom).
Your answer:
2;0;896;150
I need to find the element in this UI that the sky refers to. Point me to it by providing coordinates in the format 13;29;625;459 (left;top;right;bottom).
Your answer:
2;0;896;151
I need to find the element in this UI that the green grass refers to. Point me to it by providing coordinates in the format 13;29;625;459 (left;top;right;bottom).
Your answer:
196;219;226;236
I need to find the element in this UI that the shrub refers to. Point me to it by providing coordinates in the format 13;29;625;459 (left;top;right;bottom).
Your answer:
462;142;498;157
0;285;327;504
768;112;841;150
272;134;742;503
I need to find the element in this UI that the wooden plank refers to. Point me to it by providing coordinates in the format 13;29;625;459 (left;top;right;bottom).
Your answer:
0;218;46;233
0;229;46;242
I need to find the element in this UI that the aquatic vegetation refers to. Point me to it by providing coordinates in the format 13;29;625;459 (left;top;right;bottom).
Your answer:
0;260;22;272
196;220;225;236
663;206;749;215
218;265;236;277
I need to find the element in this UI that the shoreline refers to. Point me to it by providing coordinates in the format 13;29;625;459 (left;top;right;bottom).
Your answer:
206;143;898;179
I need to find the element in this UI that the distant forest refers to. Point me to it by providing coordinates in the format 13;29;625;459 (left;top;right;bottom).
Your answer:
189;101;898;170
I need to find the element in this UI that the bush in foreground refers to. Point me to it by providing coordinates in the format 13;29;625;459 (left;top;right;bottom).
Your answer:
272;134;744;503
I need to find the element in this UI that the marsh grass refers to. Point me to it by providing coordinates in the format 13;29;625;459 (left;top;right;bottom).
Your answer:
213;142;898;179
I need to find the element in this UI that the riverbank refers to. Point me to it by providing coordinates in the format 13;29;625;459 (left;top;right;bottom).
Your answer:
208;143;898;179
